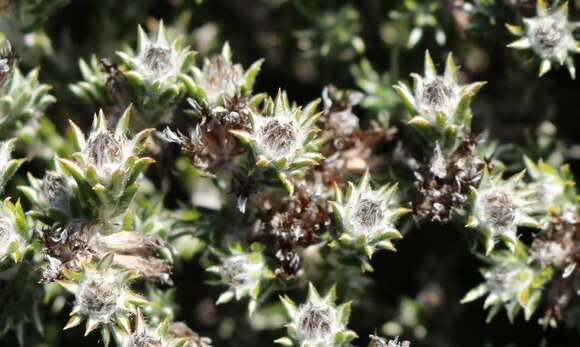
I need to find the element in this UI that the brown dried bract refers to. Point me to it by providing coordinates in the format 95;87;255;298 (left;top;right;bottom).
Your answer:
413;136;487;223
175;98;250;174
255;186;329;276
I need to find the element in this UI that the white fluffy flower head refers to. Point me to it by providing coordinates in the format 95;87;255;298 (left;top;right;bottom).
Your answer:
461;247;552;323
394;50;486;131
58;256;148;337
220;253;264;298
69;108;154;183
254;109;302;162
229;90;323;194
129;22;192;83
508;0;580;78
208;244;273;314
76;268;124;323
194;44;244;105
278;283;356;347
331;172;409;258
468;170;539;254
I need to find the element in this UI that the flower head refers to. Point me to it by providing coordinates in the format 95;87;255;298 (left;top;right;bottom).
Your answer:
524;157;577;220
187;42;263;108
207;243;274;315
393;51;486;137
507;0;580;78
59;107;154;218
467;169;539;254
115;22;195;125
230;90;324;194
461;244;552;323
330;171;410;258
277;283;357;347
119;22;194;85
57;256;147;337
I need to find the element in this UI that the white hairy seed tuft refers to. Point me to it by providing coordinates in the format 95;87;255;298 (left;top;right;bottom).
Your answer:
77;271;122;322
84;130;126;176
222;254;260;289
528;17;574;59
199;56;242;105
258;119;298;158
354;198;385;231
481;190;517;231
142;44;172;78
430;144;447;179
416;77;458;119
296;302;337;342
42;171;69;207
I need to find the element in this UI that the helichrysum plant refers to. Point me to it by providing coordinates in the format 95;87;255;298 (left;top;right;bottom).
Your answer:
116;22;194;123
4;1;580;346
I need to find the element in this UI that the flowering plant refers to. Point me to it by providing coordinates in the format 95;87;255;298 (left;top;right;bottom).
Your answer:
2;1;580;347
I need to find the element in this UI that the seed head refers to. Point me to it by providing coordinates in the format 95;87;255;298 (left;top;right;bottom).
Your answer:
468;170;539;254
85;130;124;172
296;302;337;342
278;283;356;347
257;118;299;158
77;270;122;322
415;77;458;119
41;171;70;208
140;44;173;80
331;171;409;258
507;1;580;78
198;55;242;105
461;246;551;322
481;190;517;230
208;244;273;313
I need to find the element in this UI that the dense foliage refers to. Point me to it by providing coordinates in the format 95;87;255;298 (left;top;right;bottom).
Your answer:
1;0;580;346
